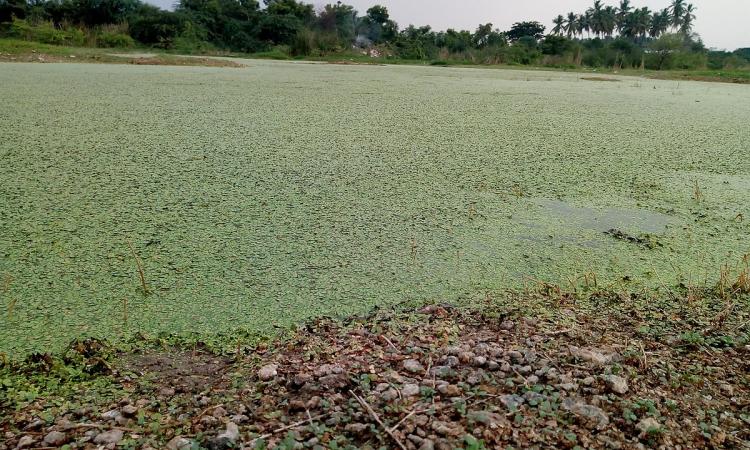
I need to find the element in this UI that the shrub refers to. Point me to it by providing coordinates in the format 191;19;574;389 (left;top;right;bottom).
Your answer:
4;18;84;46
96;31;134;48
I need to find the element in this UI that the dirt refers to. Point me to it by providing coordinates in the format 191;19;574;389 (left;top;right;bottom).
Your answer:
1;298;748;449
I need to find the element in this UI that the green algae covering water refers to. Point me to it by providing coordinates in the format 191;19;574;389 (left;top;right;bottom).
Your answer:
1;60;749;355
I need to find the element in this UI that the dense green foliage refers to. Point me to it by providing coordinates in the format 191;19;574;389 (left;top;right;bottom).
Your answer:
2;61;749;355
1;0;748;69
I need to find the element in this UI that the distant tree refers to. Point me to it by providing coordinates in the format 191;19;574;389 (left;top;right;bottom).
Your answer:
318;2;357;43
552;15;564;35
680;3;695;33
669;0;685;30
649;8;670;38
649;33;683;69
506;21;545;42
616;0;632;32
541;34;574;55
564;12;577;38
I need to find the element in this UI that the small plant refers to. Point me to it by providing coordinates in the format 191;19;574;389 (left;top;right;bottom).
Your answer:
692;180;704;202
127;240;150;296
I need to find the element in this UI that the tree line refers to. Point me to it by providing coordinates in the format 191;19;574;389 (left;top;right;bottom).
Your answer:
1;0;748;70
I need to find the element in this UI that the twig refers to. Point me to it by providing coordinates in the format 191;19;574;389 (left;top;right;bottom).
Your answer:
127;240;149;295
349;390;407;450
249;413;329;445
191;404;225;424
390;408;420;433
381;335;398;351
545;328;573;336
69;423;136;432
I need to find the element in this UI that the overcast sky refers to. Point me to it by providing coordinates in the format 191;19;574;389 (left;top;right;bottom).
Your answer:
147;0;749;50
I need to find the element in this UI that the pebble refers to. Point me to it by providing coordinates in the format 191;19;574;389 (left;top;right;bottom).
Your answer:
437;384;461;396
402;383;420;397
166;436;194;450
403;359;425;373
16;436;35;449
500;394;525;409
258;364;278;381
43;431;67;446
121;404;138;417
637;417;661;434
93;429;124;445
604;375;629;394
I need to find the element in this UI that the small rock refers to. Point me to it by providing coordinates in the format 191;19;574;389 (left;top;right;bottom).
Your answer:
403;359;424;373
345;423;368;433
121;404;138;417
500;320;515;330
207;423;240;450
719;383;734;395
159;387;176;397
211;406;227;418
562;398;610;430
444;346;461;355
582;376;596;386
43;431;67;447
637;417;661;434
437;384;461;396
231;414;249;423
381;388;399;401
569;346;617;365
16;436;35;449
166;436;194;450
94;429;124;445
22;420;44;431
457;351;475;363
604;375;629;394
419;438;435;450
101;410;122;421
472;356;487;367
258;364;278;381
402;383;420;397
507;350;523;362
500;394;525;410
293;373;312;386
319;373;348;389
444;356;460;367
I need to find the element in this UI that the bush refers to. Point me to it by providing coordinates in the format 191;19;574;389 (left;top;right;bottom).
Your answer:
96;31;134;48
4;18;84;46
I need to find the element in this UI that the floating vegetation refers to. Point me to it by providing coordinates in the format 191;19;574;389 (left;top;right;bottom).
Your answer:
0;60;749;355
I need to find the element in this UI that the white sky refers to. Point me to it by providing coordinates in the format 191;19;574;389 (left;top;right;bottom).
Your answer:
147;0;749;50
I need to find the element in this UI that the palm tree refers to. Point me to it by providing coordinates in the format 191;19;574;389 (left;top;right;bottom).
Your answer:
680;4;696;33
616;0;633;33
622;7;651;42
552;15;565;35
670;0;686;30
580;12;592;38
649;8;670;38
588;0;605;37
565;12;578;38
603;6;617;37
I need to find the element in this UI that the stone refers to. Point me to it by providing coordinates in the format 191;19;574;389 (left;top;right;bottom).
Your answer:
569;346;617;365
121;404;138;417
101;410;121;421
472;356;487;367
637;417;661;434
562;398;610;430
419;438;435;450
16;436;35;449
43;431;67;447
402;383;420;397
500;320;515;330
94;429;124;445
403;359;424;373
345;423;368;433
381;388;399;401
604;375;629;394
437;384;461;396
500;394;525;410
166;436;194;450
258;364;278;381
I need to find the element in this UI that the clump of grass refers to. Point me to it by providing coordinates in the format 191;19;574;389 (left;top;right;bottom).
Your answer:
692;180;704;202
127;241;150;296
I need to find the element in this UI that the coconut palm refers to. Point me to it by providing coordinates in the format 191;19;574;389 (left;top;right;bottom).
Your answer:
552;15;565;35
565;12;578;38
616;0;633;32
602;6;617;37
680;3;696;33
649;8;671;38
588;0;605;37
670;0;686;30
